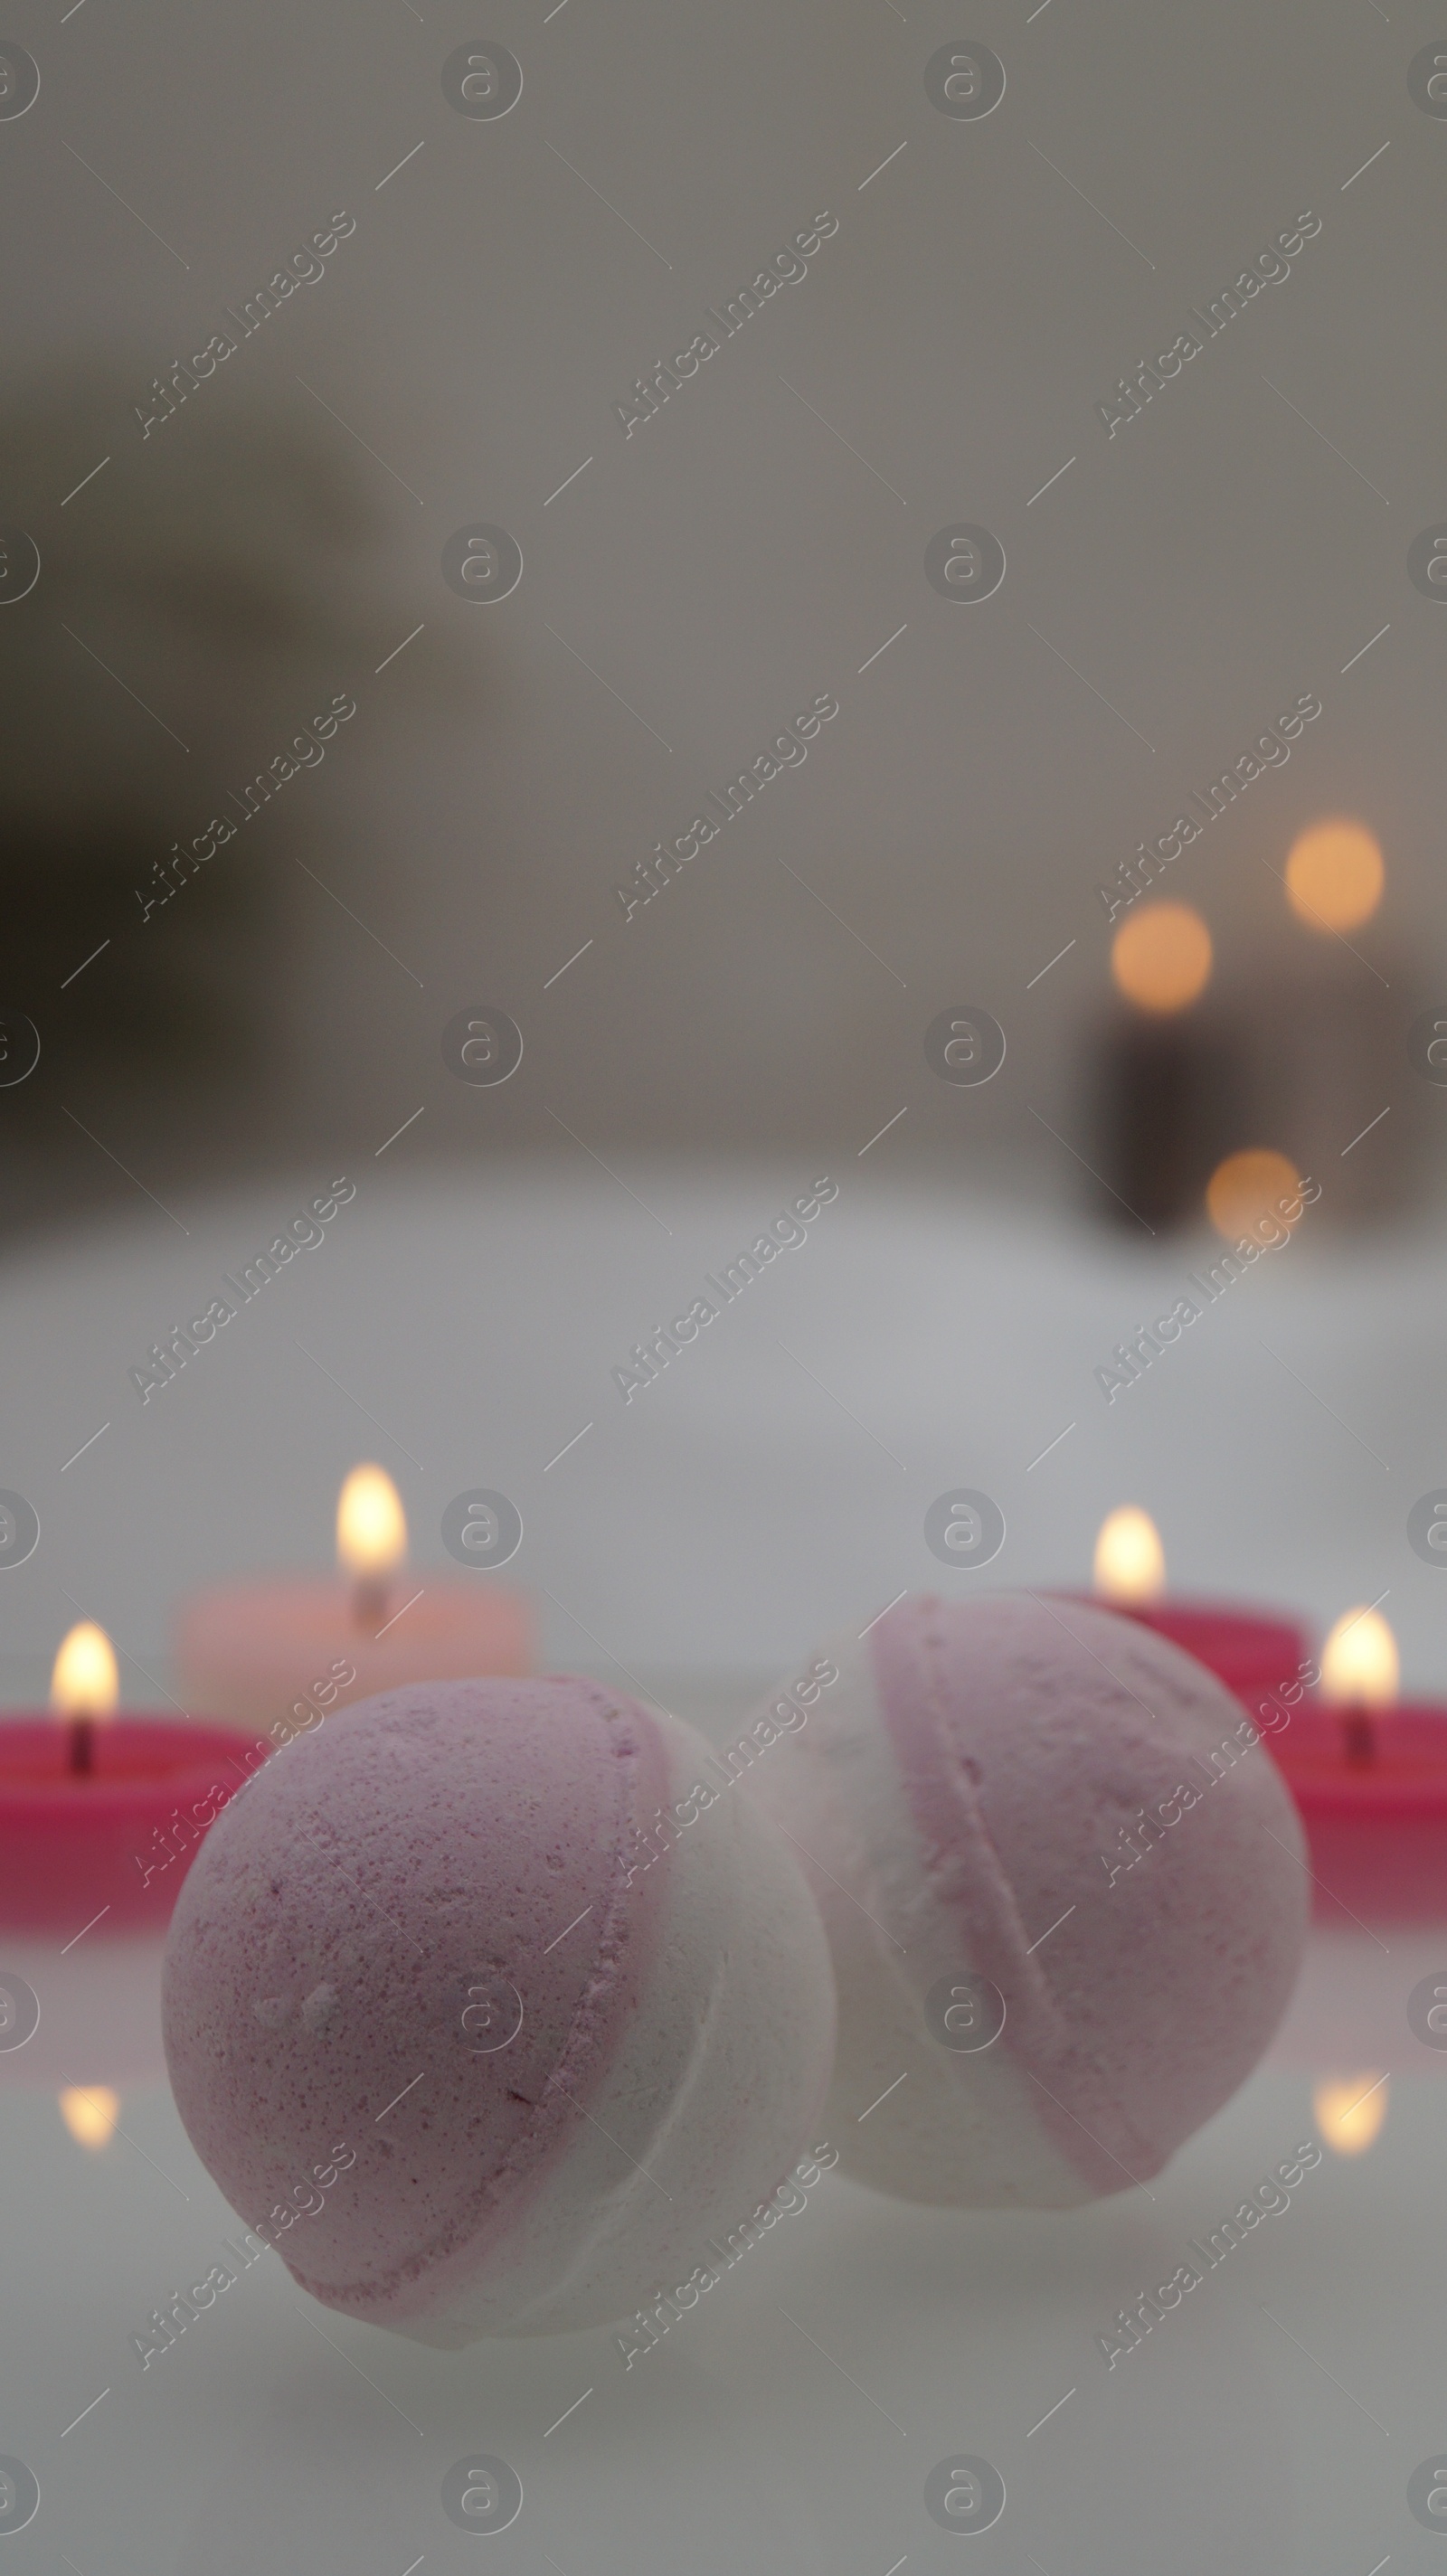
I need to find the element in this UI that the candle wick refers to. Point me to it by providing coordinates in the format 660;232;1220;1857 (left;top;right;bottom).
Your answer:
352;1576;387;1634
68;1713;96;1778
1342;1703;1376;1768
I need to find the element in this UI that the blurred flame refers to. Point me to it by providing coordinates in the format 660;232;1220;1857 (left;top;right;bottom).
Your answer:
1111;901;1213;1014
1319;1607;1398;1707
1312;2072;1388;2156
50;1621;118;1719
1285;818;1384;934
60;2086;119;2149
1205;1148;1301;1247
1092;1505;1167;1605
336;1465;407;1580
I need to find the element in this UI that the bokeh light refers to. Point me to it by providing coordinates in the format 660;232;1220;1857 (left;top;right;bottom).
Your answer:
59;2087;120;2150
1312;2072;1388;2156
1205;1148;1301;1245
1284;818;1384;933
1111;902;1214;1014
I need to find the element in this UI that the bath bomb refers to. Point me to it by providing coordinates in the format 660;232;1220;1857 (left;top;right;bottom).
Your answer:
163;1677;836;2341
743;1593;1307;2207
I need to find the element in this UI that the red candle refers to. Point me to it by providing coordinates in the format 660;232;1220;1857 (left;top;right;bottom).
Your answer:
176;1463;533;1738
1267;1704;1447;1920
0;1717;269;1935
1255;1607;1447;1922
0;1621;267;1937
1068;1506;1310;1706
0;1627;267;2142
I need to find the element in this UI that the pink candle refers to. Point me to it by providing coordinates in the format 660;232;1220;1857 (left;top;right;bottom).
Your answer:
176;1464;532;1741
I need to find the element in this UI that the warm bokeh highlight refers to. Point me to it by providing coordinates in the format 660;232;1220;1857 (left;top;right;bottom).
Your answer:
1284;818;1384;933
1111;901;1214;1014
1312;2072;1388;2156
59;2087;120;2149
1205;1148;1300;1245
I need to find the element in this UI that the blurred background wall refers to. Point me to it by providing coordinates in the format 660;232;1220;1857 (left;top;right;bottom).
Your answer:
3;0;1443;1239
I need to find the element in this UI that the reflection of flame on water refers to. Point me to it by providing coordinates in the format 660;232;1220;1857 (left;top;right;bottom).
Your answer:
1092;1505;1166;1605
59;2085;120;2148
1311;2071;1388;2156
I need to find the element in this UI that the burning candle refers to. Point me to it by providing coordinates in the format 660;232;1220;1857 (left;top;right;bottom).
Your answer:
0;1625;263;1940
1075;1505;1309;1707
1257;1606;1447;1921
1;1627;264;2107
176;1463;532;1739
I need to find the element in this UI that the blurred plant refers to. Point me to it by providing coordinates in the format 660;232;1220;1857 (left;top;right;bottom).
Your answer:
0;359;440;1232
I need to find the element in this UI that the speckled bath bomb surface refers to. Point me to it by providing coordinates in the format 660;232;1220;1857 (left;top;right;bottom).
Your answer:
743;1591;1308;2207
163;1677;836;2340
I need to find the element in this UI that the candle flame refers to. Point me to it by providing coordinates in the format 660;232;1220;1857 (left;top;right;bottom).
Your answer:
50;1621;119;1719
1285;817;1384;934
336;1464;407;1581
59;2085;119;2149
1111;901;1213;1014
1319;1607;1398;1707
1092;1505;1167;1605
1205;1147;1301;1248
1311;2071;1387;2156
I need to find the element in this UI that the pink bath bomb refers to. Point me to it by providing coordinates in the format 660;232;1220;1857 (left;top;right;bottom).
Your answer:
744;1593;1307;2206
163;1677;836;2341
